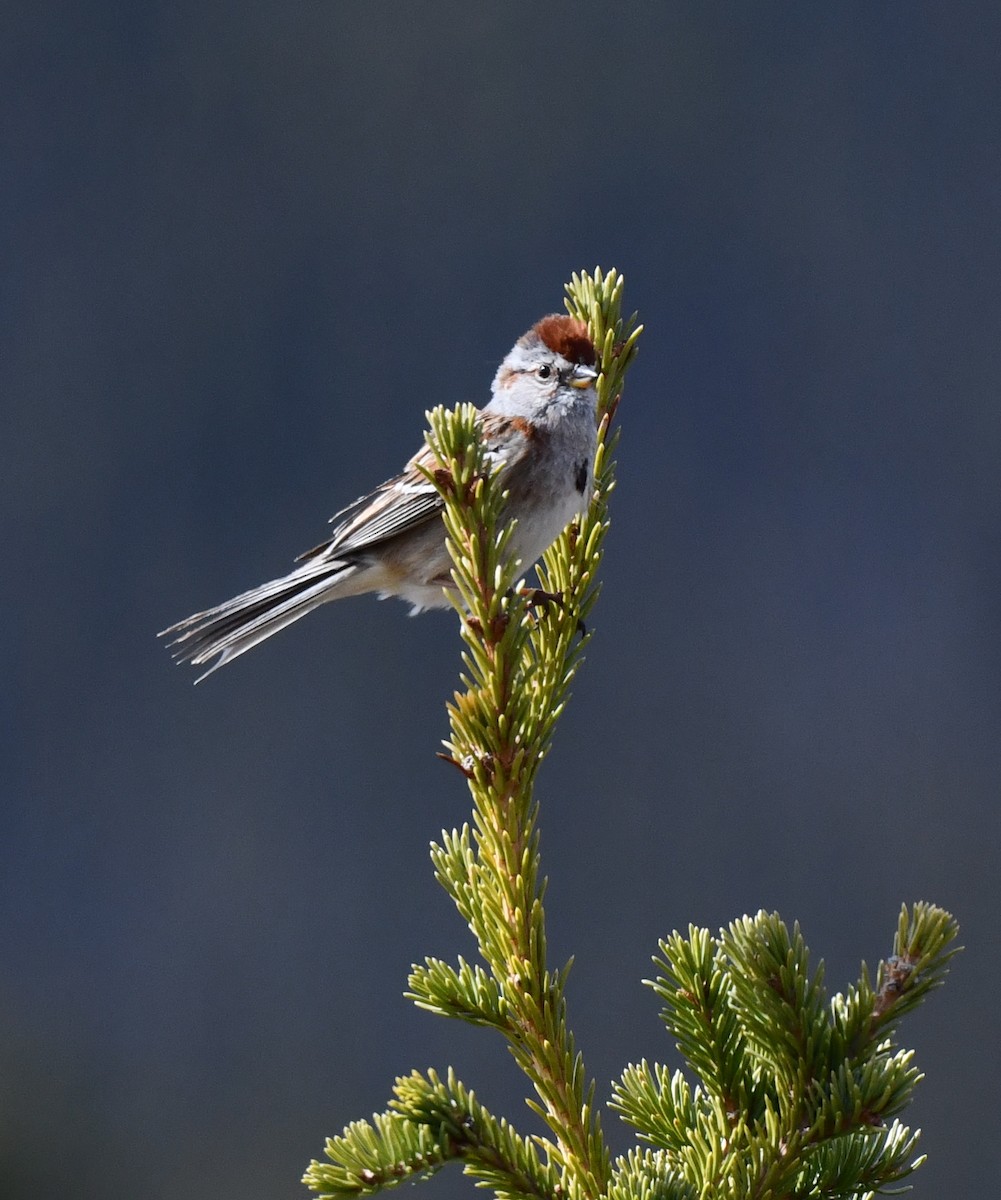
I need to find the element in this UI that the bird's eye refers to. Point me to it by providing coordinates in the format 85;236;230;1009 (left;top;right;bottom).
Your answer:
536;364;553;380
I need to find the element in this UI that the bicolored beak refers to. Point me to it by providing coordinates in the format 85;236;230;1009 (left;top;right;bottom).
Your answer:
568;364;599;389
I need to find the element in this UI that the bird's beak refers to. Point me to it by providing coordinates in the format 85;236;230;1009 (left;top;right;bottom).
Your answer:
568;364;599;389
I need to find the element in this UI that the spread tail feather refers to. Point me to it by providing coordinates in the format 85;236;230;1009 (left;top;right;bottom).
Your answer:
160;559;363;681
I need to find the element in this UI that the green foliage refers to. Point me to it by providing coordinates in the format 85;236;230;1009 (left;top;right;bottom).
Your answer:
611;904;958;1198
303;272;958;1200
302;1068;563;1200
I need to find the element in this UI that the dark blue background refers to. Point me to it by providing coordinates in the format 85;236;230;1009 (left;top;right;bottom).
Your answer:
5;4;997;1197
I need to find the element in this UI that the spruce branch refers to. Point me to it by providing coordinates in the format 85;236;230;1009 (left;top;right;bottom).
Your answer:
408;955;507;1029
306;270;641;1200
611;904;959;1198
302;1109;450;1196
303;1068;561;1200
410;271;640;1194
392;1068;563;1200
607;1149;696;1200
304;274;957;1200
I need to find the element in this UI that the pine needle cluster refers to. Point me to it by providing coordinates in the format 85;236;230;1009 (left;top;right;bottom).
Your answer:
303;270;958;1200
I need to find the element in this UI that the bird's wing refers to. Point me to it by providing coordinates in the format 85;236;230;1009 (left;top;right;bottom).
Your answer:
295;415;533;564
295;445;444;562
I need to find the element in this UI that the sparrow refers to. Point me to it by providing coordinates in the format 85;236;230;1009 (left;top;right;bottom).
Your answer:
160;314;599;680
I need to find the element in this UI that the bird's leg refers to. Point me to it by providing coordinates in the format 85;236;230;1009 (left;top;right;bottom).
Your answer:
517;587;586;637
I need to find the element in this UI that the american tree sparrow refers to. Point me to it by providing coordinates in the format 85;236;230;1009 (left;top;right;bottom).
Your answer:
161;315;599;679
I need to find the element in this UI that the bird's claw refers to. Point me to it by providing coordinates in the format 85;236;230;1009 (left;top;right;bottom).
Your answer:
518;587;586;637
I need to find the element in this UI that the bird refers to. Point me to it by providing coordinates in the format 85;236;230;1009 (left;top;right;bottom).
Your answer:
160;314;599;680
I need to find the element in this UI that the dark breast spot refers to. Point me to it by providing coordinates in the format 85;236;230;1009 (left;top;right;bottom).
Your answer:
575;459;589;494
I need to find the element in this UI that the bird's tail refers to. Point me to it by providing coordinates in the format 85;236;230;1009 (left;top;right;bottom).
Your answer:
159;558;362;681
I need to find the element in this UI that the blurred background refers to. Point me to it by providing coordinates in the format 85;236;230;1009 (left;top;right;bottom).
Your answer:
4;3;998;1197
